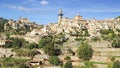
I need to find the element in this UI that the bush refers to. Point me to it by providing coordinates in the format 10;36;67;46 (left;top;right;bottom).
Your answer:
91;36;100;41
81;61;94;68
38;36;53;48
49;56;60;66
77;42;93;61
112;39;120;48
113;60;120;68
18;63;29;68
75;37;86;41
64;56;71;61
27;43;38;50
64;61;73;68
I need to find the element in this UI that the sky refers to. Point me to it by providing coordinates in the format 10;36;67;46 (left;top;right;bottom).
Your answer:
0;0;120;25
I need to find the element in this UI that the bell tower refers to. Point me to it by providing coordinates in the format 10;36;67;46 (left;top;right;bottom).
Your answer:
58;9;63;24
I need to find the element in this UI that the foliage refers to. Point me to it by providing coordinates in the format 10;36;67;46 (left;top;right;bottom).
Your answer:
100;29;114;35
111;56;115;62
112;39;120;48
0;57;29;67
13;48;38;57
38;36;53;48
91;36;101;41
77;42;93;61
64;56;71;61
27;42;38;50
54;33;68;45
0;17;8;33
113;60;120;68
43;43;56;56
64;61;73;68
18;63;29;68
107;62;113;68
5;38;23;48
83;28;90;36
75;37;86;42
81;61;94;68
49;56;60;66
69;28;89;37
68;49;75;55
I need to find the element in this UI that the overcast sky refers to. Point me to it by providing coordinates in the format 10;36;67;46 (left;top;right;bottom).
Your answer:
0;0;120;24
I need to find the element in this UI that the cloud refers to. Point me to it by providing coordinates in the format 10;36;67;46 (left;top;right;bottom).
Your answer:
2;4;54;12
3;4;40;12
40;0;48;5
3;4;31;11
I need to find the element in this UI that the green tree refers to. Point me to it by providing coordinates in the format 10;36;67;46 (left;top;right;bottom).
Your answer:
77;42;93;61
64;61;73;68
49;56;60;66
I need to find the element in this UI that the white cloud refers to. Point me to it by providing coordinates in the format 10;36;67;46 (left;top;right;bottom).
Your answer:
3;4;34;12
2;4;54;12
40;0;48;5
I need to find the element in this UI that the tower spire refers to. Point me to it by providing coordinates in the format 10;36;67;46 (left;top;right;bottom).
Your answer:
58;9;63;24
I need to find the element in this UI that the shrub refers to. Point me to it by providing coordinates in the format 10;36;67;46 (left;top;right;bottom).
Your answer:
77;42;93;61
64;61;73;68
49;56;60;66
64;56;71;61
113;60;120;68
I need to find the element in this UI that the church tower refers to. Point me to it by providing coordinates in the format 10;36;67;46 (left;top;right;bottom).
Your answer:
58;9;63;24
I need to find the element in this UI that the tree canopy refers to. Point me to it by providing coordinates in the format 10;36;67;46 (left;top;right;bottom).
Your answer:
77;42;93;61
49;56;60;66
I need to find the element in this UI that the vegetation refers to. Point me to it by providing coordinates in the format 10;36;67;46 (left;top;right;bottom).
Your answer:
81;61;94;68
112;39;120;48
100;29;116;41
77;42;93;61
0;57;29;67
91;36;101;41
38;36;53;48
113;60;120;68
54;33;68;45
18;63;29;68
64;61;73;68
68;49;75;55
64;56;71;61
13;48;39;57
69;28;89;37
27;42;38;50
5;38;23;48
49;56;60;66
75;37;86;42
0;17;8;33
43;43;56;56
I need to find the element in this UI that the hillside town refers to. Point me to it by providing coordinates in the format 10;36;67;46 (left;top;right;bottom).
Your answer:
0;9;120;68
